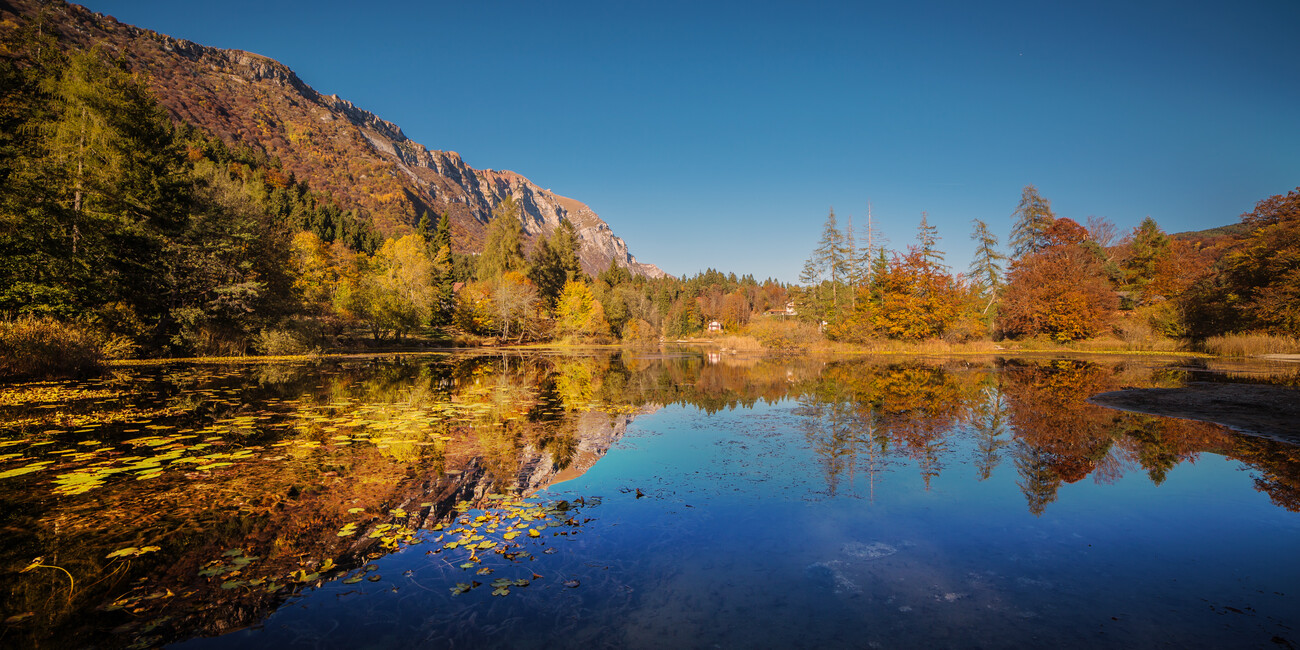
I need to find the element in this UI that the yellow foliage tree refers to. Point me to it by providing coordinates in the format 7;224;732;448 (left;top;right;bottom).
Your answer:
555;280;611;340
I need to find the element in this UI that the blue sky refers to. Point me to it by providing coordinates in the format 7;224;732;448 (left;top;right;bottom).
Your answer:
83;0;1300;282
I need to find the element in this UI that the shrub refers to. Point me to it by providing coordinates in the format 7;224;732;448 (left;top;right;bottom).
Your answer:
255;327;320;356
0;318;107;379
747;319;820;351
621;318;658;346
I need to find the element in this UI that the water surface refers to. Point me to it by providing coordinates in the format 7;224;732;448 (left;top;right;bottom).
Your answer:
1;351;1297;648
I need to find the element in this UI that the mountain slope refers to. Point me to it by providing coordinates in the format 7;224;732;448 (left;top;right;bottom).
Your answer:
1;0;665;278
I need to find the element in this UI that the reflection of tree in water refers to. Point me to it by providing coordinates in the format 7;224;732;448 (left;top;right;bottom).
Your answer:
971;384;1011;481
1233;437;1300;512
1013;440;1062;516
795;391;862;497
7;350;1300;647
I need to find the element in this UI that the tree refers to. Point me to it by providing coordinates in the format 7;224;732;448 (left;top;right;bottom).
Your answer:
429;212;455;325
529;218;583;307
870;250;961;340
477;196;526;280
1009;185;1056;259
555;279;610;339
915;212;945;268
799;208;850;322
0;48;187;325
1120;217;1170;304
1181;187;1300;337
968;219;1005;315
371;234;436;340
998;218;1118;341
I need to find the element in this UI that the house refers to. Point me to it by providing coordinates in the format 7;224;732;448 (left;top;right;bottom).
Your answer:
707;320;723;332
763;302;798;317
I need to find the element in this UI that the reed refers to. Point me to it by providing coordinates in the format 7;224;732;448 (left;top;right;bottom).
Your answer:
1199;333;1300;357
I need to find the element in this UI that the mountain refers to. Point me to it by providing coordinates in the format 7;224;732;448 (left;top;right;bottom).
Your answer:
0;0;666;278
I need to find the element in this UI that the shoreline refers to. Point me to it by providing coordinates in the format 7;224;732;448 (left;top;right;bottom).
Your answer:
1089;382;1300;445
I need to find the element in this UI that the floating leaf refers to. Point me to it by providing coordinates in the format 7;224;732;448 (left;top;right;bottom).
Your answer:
367;574;381;582
342;575;363;585
563;579;580;588
5;612;35;624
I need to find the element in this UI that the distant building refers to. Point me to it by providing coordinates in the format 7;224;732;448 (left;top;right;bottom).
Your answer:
707;320;723;332
763;302;797;317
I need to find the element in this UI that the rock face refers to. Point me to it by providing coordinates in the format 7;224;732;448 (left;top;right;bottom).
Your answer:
3;0;666;278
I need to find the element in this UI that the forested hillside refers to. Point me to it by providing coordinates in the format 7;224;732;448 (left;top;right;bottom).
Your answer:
0;0;663;278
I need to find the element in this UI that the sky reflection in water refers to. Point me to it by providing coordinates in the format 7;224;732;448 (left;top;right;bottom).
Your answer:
1;351;1297;648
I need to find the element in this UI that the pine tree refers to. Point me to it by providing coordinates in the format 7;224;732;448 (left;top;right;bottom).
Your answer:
1009;185;1056;259
915;211;945;269
968;218;1005;314
530;218;584;307
1121;216;1170;301
477;196;526;280
800;208;850;321
430;212;455;325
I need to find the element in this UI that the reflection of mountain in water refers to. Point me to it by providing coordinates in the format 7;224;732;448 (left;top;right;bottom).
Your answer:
0;351;1297;647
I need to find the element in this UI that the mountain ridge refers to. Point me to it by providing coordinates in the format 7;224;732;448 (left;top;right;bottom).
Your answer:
1;0;666;278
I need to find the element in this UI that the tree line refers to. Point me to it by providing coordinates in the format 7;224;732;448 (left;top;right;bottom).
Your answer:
796;184;1300;344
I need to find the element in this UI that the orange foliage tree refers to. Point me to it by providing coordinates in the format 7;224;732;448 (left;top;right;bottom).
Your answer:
870;250;962;340
998;218;1117;341
1180;187;1300;336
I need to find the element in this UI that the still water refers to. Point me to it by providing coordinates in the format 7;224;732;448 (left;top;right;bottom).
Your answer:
1;350;1297;648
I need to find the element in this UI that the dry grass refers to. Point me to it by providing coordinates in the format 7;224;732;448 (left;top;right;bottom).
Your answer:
1199;333;1300;357
0;318;107;379
713;335;765;352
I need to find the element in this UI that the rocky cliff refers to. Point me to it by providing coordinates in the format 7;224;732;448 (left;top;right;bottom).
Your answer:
1;0;666;278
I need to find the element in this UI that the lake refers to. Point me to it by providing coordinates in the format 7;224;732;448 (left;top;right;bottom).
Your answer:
1;350;1298;648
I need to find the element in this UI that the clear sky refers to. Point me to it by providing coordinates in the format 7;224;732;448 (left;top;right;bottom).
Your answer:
81;0;1300;282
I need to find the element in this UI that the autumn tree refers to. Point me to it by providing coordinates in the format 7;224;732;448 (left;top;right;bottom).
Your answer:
870;250;962;340
1009;185;1056;259
371;234;436;340
998;218;1118;341
1181;187;1300;337
555;279;610;340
